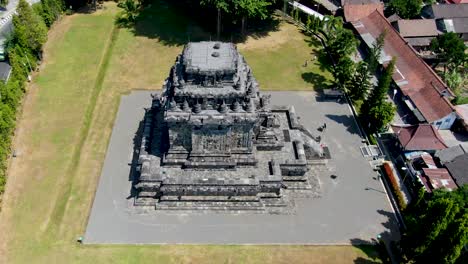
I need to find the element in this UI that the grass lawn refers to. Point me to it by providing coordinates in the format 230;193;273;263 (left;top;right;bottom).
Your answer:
0;2;378;263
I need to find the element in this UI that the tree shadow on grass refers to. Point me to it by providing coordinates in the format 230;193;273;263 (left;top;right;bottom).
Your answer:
229;17;281;43
129;0;210;46
304;35;322;48
301;72;332;92
121;0;281;46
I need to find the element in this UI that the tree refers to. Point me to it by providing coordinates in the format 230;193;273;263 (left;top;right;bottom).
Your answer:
325;27;358;62
402;186;468;264
117;0;141;25
389;0;423;19
431;32;467;71
0;0;8;8
12;0;48;55
233;0;273;35
322;15;343;39
348;62;371;101
367;101;395;133
305;15;324;35
366;32;385;73
201;0;230;39
332;57;355;89
361;58;395;131
35;0;65;28
363;58;396;110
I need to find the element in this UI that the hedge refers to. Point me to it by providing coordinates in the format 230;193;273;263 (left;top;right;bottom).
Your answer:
383;162;407;211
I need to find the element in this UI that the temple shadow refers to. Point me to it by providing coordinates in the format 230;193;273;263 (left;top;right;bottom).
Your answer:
325;114;360;136
126;104;165;199
126;112;145;199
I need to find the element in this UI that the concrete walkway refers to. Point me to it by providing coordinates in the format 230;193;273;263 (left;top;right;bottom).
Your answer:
85;91;399;244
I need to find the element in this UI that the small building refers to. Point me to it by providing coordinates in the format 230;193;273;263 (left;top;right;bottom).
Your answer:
445;153;468;187
420;168;458;192
454;104;468;131
391;124;448;152
422;3;468;40
422;3;468;19
351;11;457;130
445;0;468;4
342;0;384;22
437;17;468;41
435;144;468;165
392;19;440;50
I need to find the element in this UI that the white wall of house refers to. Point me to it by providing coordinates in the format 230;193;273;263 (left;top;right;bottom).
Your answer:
431;112;457;130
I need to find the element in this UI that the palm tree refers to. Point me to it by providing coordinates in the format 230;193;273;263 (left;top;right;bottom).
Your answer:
118;0;141;23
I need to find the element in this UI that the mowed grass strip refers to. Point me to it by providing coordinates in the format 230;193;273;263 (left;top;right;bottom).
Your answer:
1;2;377;263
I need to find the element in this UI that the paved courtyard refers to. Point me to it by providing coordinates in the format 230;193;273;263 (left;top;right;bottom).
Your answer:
84;91;399;244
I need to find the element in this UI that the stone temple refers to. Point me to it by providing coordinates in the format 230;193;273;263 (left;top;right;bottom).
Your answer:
134;42;329;212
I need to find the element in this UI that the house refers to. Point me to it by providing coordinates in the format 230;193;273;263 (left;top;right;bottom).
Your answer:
351;11;457;129
420;168;458;192
422;3;468;40
436;17;468;41
435;144;468;165
445;153;468;187
455;104;468;131
391;124;448;152
392;19;440;50
422;3;468;19
342;0;383;22
445;0;468;4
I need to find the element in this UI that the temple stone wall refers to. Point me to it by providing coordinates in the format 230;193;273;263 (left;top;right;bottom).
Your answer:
133;42;329;211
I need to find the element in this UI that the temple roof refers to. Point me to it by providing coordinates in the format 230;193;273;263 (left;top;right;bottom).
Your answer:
183;42;237;74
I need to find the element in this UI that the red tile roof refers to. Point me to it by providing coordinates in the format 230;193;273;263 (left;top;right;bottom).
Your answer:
343;1;384;22
391;124;448;151
445;0;468;3
422;168;458;192
352;11;454;122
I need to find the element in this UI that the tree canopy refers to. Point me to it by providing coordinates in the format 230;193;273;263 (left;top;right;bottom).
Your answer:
402;185;468;263
431;32;467;71
365;32;385;74
12;0;48;55
361;58;396;133
200;0;275;35
233;0;273;20
388;0;423;19
0;0;8;8
348;62;371;101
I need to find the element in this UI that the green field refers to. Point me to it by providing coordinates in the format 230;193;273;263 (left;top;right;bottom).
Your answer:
0;2;380;263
